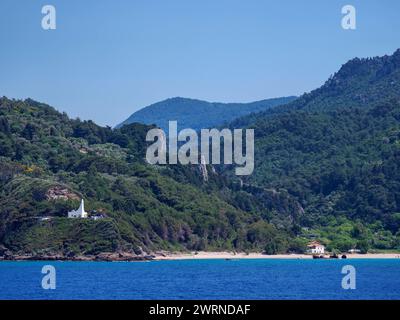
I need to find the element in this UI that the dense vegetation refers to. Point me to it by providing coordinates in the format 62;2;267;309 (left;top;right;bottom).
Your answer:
1;49;400;257
116;96;296;132
226;49;400;252
0;97;298;256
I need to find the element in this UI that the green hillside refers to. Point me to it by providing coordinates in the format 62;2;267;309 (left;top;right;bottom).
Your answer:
233;49;400;125
0;97;297;258
2;50;400;258
225;49;400;252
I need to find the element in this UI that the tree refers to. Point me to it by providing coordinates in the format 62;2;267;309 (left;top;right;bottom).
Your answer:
357;240;370;254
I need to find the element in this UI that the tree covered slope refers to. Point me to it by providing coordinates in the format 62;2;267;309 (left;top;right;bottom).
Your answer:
0;97;297;258
2;50;400;258
225;49;400;251
234;49;400;126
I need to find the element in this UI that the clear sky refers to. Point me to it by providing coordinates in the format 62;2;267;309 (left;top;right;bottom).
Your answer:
0;0;399;126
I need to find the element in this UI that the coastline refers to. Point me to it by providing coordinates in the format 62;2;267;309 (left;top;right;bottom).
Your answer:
1;251;400;262
153;251;400;260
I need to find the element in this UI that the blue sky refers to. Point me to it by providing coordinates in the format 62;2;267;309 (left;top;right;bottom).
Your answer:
0;0;399;126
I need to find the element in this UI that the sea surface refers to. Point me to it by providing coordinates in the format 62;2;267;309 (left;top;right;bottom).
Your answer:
0;259;399;300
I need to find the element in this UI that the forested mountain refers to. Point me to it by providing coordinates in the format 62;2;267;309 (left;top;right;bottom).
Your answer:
1;50;400;259
225;49;400;252
116;96;296;132
233;49;400;125
0;97;301;259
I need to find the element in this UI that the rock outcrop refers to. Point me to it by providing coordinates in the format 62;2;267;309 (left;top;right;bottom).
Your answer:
199;155;208;182
46;186;80;201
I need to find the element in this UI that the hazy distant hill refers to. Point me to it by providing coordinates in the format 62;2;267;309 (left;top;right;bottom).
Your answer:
116;96;296;131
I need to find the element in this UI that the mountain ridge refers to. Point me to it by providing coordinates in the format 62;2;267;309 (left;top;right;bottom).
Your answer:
232;49;400;125
2;49;400;259
222;49;400;251
0;96;302;258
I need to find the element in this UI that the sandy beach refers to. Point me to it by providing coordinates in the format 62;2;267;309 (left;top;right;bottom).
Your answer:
154;251;400;260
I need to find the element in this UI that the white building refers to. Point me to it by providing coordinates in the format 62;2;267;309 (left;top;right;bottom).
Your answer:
68;199;88;218
307;241;325;254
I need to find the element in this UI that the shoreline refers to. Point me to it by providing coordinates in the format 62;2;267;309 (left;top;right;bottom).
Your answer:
154;251;400;260
1;251;400;262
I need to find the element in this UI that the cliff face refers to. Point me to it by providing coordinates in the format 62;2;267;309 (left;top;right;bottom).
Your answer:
198;155;208;182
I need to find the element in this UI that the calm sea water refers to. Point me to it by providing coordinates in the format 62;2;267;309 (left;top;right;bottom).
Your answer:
0;259;399;300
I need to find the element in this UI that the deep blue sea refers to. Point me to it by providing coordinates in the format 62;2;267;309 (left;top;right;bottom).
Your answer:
0;259;399;300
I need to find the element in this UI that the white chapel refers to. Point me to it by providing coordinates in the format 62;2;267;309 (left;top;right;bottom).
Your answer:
68;199;88;218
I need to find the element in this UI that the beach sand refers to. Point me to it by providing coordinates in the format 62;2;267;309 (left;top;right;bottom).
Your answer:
154;251;400;260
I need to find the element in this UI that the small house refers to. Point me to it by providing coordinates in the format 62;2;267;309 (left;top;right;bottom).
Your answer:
307;241;325;254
